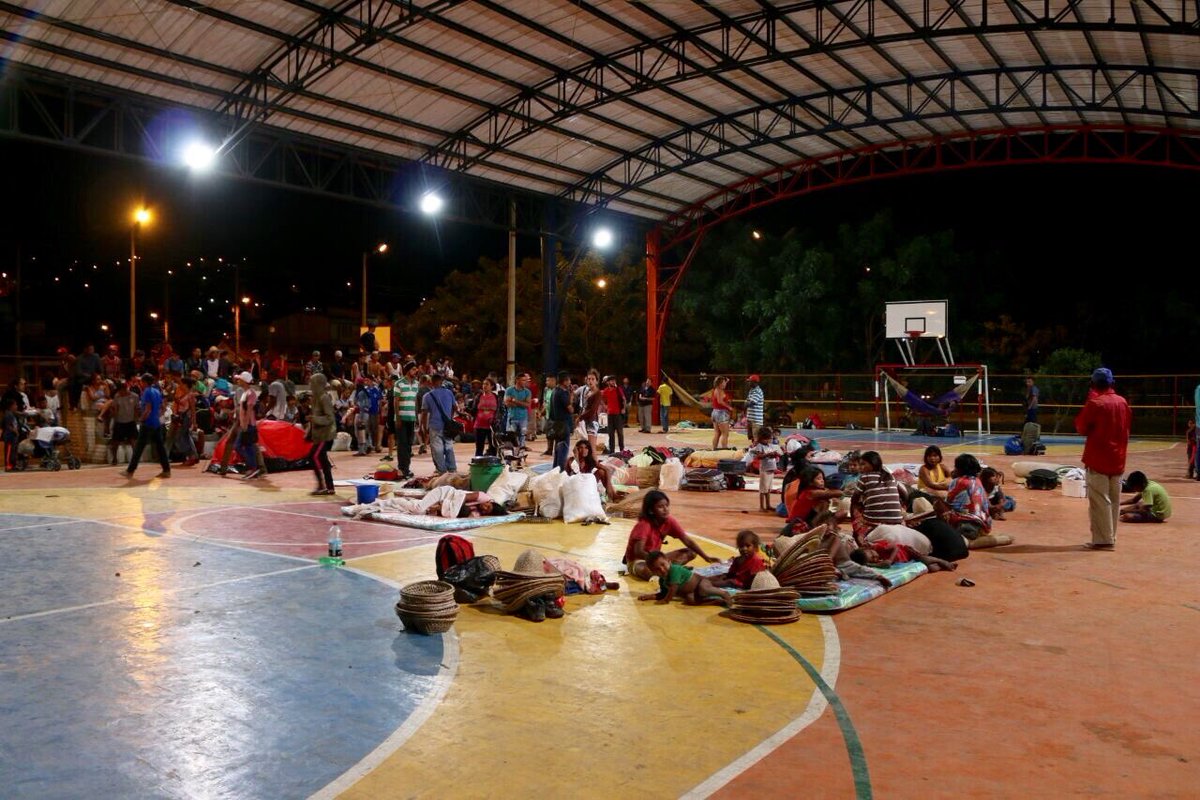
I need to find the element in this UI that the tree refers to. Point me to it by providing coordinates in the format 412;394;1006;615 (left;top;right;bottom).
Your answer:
1036;347;1103;433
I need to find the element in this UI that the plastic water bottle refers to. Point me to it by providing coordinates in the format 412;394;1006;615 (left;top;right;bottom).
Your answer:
327;523;343;558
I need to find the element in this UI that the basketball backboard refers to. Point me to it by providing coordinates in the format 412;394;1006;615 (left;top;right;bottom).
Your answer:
885;300;948;339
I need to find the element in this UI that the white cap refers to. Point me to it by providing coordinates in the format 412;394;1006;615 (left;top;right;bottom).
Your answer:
334;350;342;357
236;371;254;384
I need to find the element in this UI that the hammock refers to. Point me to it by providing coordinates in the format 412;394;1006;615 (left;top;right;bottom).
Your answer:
663;373;704;409
882;371;979;418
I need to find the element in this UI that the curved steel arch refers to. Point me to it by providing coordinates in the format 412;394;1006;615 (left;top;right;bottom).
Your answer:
568;62;1200;208
418;0;1199;204
643;124;1200;382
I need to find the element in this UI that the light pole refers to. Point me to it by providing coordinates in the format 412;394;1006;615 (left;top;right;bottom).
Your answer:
361;242;388;329
130;207;151;355
234;296;250;356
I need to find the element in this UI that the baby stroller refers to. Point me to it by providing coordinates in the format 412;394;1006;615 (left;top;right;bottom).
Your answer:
493;429;528;468
15;425;81;471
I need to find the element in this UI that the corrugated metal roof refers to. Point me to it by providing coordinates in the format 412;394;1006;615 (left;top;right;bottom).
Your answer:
2;0;1197;220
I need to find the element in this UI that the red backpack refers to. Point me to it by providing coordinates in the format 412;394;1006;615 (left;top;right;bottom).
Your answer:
435;535;475;579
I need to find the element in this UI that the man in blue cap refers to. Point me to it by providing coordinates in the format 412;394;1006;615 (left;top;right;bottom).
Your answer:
1074;368;1131;550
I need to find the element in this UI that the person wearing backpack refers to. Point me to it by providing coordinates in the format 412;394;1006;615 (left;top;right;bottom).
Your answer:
1074;368;1131;551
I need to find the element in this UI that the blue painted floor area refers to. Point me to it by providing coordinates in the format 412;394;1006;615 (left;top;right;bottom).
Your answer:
0;514;447;799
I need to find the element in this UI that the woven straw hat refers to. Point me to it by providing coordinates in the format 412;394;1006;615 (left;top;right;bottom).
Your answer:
512;548;549;576
750;571;782;591
773;534;797;558
911;497;934;516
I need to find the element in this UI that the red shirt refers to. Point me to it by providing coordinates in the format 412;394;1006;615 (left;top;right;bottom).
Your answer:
601;386;622;415
787;488;819;522
727;552;767;589
1074;388;1131;476
623;516;686;564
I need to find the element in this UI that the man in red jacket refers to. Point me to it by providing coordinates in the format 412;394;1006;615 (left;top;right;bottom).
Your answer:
1074;368;1131;550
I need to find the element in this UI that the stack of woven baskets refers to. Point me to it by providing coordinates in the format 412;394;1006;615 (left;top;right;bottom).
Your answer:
772;533;840;595
728;571;801;624
395;580;458;634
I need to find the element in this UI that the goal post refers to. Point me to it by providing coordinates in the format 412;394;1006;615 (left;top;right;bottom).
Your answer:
874;363;991;437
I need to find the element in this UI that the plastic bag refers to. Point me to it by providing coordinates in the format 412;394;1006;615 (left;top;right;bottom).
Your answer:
561;473;607;523
441;556;498;603
659;458;684;490
487;468;530;506
531;467;566;519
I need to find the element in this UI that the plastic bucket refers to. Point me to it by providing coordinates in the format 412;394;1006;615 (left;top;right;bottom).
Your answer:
469;461;505;492
356;483;381;504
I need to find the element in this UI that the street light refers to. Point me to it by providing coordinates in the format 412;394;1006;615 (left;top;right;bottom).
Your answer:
361;242;389;328
595;277;608;289
130;207;151;356
592;227;614;249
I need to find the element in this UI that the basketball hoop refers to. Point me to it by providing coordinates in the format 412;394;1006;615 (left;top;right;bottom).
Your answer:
906;329;923;340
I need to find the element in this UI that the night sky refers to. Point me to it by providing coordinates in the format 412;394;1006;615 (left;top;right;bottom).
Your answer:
3;136;1197;371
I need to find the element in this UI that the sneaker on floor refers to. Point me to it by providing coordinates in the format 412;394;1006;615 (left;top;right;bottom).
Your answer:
156;471;171;479
241;469;261;480
1083;542;1114;550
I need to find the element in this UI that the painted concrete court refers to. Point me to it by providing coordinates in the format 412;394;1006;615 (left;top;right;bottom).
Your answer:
1;428;1197;798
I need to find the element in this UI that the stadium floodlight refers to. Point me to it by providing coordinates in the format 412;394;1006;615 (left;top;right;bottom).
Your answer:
182;141;217;171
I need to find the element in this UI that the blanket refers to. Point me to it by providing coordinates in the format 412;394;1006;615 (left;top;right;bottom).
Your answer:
340;507;524;531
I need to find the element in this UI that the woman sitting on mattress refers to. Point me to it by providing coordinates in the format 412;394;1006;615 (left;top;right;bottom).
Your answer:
848;451;906;539
344;484;510;519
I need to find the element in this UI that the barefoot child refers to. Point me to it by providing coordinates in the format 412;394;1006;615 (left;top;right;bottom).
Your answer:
637;551;731;606
850;542;959;573
1120;471;1172;523
786;468;845;528
708;530;768;589
979;467;1013;520
745;427;784;511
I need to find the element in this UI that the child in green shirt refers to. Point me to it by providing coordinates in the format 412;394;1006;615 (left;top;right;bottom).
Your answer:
1120;471;1172;523
637;551;731;606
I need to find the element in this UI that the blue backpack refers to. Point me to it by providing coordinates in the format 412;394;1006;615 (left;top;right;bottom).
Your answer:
1004;435;1024;456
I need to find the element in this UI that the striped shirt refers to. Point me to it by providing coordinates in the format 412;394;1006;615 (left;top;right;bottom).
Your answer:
851;472;905;525
394;377;419;422
746;385;764;424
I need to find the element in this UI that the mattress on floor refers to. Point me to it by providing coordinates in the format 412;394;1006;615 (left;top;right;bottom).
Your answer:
695;560;927;613
795;561;928;612
340;508;524;531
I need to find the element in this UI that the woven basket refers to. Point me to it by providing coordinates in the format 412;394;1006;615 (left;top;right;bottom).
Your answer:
636;464;662;489
398;610;456;635
401;580;455;598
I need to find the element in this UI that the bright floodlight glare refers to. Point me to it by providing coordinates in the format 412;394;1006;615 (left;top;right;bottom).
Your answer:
592;227;614;249
133;208;151;224
377;243;389;254
241;296;251;304
182;141;217;171
752;230;762;240
595;278;608;289
419;192;444;215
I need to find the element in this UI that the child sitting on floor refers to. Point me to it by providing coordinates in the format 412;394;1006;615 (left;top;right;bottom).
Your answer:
708;530;768;589
1119;471;1172;523
637;550;732;606
980;467;1014;520
943;453;992;540
787;467;846;529
917;445;950;497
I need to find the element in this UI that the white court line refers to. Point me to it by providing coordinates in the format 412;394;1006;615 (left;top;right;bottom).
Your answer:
309;629;460;800
0;563;316;625
682;615;842;799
